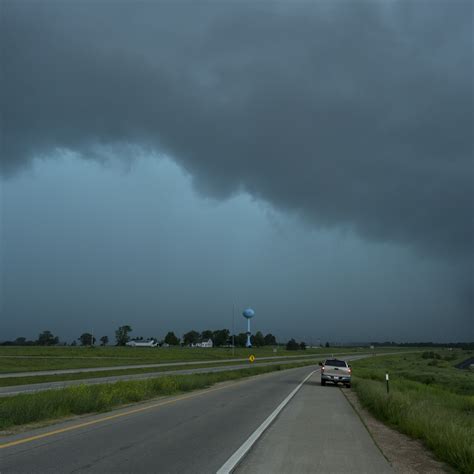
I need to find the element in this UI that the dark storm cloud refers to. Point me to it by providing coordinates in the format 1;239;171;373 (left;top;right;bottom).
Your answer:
1;0;473;257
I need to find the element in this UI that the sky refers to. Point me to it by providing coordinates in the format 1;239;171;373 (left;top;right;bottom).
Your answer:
1;0;473;343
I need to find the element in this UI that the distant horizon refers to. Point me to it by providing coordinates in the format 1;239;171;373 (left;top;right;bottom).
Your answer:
1;331;472;347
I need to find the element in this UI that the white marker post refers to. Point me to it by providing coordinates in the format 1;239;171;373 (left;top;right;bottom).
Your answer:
385;373;389;394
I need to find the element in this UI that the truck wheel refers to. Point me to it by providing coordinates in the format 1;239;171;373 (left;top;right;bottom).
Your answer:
345;383;351;389
321;379;326;386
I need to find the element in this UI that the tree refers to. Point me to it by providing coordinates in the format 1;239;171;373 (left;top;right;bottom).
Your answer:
183;330;200;346
201;330;213;341
300;341;307;350
264;333;277;346
325;341;330;348
164;331;180;345
100;336;109;346
71;340;77;346
212;329;230;347
14;337;27;346
253;331;265;347
286;338;299;351
78;333;96;346
37;330;59;346
115;325;132;346
235;333;248;347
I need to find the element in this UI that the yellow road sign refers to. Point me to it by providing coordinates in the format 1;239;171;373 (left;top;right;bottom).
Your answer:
249;354;255;363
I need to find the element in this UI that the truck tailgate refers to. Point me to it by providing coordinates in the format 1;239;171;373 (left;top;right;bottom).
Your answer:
323;366;350;378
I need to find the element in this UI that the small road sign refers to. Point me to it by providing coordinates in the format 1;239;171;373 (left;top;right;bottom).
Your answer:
249;355;256;363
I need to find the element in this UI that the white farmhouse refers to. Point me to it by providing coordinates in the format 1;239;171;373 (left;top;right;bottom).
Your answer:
126;339;158;347
194;339;213;348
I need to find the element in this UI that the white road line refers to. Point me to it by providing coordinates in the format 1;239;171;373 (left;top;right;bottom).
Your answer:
216;369;318;474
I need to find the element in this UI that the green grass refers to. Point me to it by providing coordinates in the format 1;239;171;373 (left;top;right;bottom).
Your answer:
0;357;316;387
0;361;315;431
0;345;413;373
351;350;474;473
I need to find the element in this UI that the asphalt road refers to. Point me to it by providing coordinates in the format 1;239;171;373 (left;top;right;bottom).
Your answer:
0;365;392;473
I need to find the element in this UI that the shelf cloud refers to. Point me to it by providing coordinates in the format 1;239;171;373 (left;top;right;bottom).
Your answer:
2;1;473;258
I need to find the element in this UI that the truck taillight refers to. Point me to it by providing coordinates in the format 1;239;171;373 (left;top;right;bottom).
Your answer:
321;366;325;372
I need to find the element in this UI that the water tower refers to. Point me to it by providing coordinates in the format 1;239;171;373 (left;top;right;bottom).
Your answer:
242;308;255;347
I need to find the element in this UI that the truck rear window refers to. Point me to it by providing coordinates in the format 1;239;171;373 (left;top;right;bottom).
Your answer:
324;359;347;367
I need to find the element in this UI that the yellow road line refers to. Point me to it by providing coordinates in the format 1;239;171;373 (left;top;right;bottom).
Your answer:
0;380;249;449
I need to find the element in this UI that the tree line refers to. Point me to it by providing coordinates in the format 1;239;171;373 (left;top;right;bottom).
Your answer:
0;327;280;348
113;326;279;348
9;329;466;349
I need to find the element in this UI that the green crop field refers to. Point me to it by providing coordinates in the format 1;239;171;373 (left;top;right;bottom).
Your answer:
351;350;474;473
0;345;407;374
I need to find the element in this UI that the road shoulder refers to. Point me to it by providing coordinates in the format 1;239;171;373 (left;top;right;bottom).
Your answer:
234;372;393;474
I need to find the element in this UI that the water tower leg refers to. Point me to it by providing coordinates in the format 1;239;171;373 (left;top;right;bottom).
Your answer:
246;318;252;347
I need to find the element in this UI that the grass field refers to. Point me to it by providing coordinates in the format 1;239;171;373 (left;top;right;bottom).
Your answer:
351;350;474;473
0;345;412;373
0;361;315;431
0;357;315;387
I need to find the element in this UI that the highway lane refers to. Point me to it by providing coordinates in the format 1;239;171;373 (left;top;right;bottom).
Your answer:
0;364;392;473
0;366;315;473
0;359;315;397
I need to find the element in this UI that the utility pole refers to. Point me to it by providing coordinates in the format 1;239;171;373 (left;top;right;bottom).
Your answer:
232;302;235;357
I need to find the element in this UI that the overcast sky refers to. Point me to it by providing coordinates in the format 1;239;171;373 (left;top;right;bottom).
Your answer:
1;0;472;343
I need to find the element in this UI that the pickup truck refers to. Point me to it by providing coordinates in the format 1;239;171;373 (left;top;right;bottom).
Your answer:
319;359;351;388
